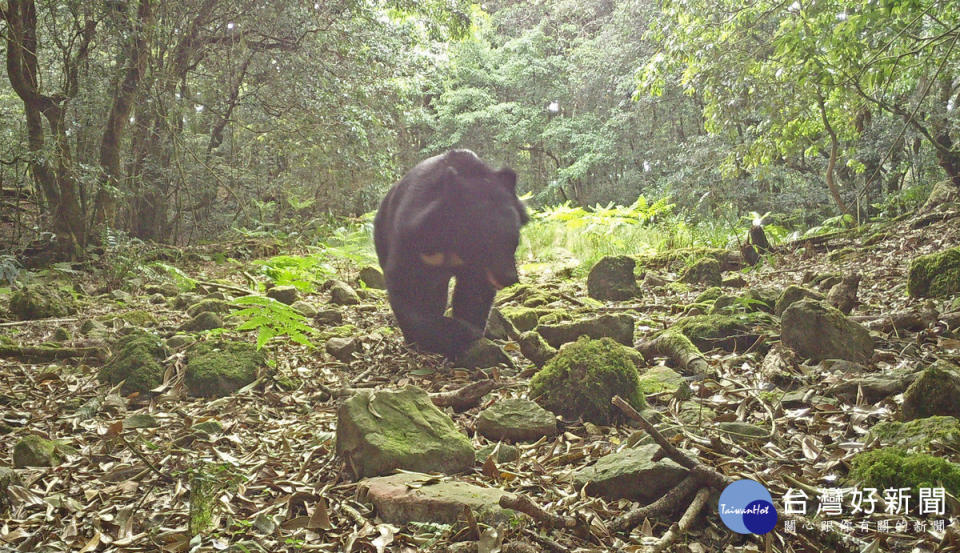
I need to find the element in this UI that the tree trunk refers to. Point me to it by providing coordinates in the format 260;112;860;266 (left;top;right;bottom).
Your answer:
1;0;90;257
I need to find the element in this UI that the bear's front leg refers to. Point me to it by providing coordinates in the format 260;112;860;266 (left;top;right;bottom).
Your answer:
451;270;496;332
388;281;482;357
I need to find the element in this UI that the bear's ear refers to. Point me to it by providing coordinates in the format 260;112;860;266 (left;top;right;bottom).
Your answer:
496;168;517;192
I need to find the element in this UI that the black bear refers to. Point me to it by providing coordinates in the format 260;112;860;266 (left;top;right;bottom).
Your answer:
374;150;528;357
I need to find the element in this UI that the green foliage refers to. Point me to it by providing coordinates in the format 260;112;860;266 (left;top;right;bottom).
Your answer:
151;263;197;291
189;462;245;537
850;447;960;497
518;196;736;274
803;213;856;237
228;295;317;350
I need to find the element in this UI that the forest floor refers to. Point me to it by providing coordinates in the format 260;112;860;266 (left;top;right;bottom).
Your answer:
1;205;959;553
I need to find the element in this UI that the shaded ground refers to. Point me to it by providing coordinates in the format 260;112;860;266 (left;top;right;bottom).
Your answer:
1;207;959;552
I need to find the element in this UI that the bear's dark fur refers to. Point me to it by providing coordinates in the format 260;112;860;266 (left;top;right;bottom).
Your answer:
374;150;528;357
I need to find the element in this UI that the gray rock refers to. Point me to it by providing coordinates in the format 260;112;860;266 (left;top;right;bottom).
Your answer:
290;300;318;317
326;336;360;362
358;265;386;289
475;398;557;442
774;285;823;317
266;285;299;305
781;299;873;363
329;280;360;306
518;331;557;368
587;255;638;301
455;339;514;369
572;444;688;502
336;386;474;478
715;422;769;444
484;307;518;341
315;309;343;324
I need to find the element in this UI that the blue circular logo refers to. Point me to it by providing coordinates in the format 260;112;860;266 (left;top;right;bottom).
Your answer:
718;479;778;534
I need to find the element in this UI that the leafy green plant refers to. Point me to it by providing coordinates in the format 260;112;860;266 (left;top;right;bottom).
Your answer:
228;295;316;349
151;262;198;291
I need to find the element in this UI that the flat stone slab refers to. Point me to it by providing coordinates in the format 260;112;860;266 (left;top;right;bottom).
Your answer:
572;443;688;502
475;398;557;442
357;472;514;525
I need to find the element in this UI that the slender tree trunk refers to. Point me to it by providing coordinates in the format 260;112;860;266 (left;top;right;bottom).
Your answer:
817;91;850;216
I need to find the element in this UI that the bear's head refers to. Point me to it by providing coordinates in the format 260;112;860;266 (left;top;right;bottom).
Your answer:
410;150;528;289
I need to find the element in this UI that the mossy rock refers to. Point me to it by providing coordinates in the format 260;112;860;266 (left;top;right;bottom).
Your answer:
740;287;779;313
637;248;736;272
774;285;823;316
518;330;557;368
500;307;547;332
52;326;71;341
98;331;169;395
8;285;78;320
587;255;638;301
179;311;223;332
670;313;766;352
496;283;557;308
908;247;960;298
901;362;960;420
186;298;232;317
118;310;158;327
13;435;74;468
678;258;722;287
781;299;873;363
184;340;266;397
850;447;960;497
529;337;645;425
537;314;634;349
357;265;386;290
637;366;685;395
694;287;723;304
867;416;960;453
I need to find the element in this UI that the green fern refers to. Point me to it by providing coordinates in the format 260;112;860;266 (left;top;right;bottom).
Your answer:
228;295;316;349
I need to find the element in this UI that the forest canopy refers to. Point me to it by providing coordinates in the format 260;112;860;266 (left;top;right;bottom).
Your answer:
0;0;958;256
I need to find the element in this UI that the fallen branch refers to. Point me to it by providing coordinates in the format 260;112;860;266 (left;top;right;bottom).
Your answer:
194;279;254;296
499;493;582;532
0;344;108;363
608;474;699;533
0;317;79;328
636;331;710;377
646;488;712;553
430;380;498;411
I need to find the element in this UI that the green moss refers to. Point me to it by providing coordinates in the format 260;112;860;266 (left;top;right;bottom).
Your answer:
908;247;960;298
500;307;547;332
8;285;78;320
118;310;158;327
868;417;960;453
319;324;358;340
12;435;68;468
636;248;729;272
850;447;960;497
529;337;645;425
637;366;685;395
186;299;232;317
670;314;762;352
678;258;722;287
98;331;168;395
185;340;265;397
694;287;723;304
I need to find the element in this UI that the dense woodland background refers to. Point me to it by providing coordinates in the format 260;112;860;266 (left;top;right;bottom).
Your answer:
1;0;958;259
2;3;960;553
